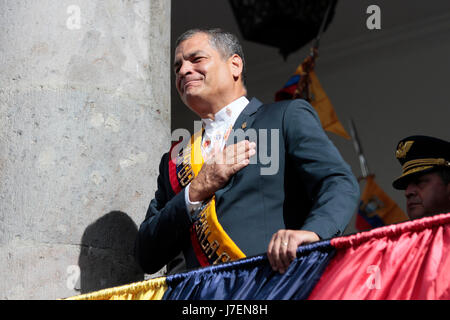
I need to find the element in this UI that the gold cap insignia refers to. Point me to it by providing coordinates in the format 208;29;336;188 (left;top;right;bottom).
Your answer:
396;141;414;159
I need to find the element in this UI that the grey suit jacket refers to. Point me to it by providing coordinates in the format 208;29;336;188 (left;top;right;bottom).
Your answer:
135;98;360;274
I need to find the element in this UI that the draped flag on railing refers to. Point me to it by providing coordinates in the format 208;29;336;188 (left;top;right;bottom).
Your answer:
275;48;350;139
356;174;408;231
65;241;335;300
66;212;450;300
163;241;333;300
308;212;450;299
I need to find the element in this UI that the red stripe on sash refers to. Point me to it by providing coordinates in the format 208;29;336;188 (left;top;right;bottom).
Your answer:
168;141;182;194
167;139;210;267
190;225;211;267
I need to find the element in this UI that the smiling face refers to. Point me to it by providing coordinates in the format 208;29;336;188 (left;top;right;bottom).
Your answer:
404;171;450;219
173;32;245;118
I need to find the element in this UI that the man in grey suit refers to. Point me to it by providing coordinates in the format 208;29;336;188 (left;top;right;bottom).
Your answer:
135;28;359;275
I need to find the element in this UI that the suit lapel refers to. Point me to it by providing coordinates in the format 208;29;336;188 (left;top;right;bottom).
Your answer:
217;97;263;199
225;97;263;146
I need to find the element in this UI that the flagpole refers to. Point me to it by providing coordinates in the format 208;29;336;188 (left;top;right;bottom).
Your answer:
313;0;335;51
348;118;370;179
295;0;334;99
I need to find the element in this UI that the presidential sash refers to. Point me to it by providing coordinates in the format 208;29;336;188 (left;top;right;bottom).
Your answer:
168;130;246;267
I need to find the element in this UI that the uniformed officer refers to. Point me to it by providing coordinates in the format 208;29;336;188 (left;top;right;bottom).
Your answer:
393;135;450;220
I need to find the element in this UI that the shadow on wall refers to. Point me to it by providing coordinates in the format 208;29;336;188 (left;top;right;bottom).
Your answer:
78;211;144;294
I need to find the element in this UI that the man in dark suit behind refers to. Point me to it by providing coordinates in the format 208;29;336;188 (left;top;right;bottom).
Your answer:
135;28;359;275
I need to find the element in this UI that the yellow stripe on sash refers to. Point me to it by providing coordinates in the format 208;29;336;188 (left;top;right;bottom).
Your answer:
190;131;246;263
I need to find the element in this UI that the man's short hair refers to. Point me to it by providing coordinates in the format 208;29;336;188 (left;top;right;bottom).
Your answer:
175;28;246;86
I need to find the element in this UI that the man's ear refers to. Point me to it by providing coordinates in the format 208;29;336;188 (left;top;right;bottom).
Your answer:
446;182;450;200
229;54;243;81
445;184;450;214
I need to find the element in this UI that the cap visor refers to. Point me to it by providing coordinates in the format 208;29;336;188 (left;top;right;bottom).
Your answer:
392;167;435;190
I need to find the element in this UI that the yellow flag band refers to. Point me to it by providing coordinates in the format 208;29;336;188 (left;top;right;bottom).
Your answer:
64;276;167;300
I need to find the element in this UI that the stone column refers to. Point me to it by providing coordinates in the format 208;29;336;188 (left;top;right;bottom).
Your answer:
0;0;171;299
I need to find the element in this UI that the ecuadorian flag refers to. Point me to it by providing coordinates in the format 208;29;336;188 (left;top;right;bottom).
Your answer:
356;174;408;231
275;57;350;139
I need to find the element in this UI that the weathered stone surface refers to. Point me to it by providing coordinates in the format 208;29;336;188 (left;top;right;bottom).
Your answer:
0;0;171;299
